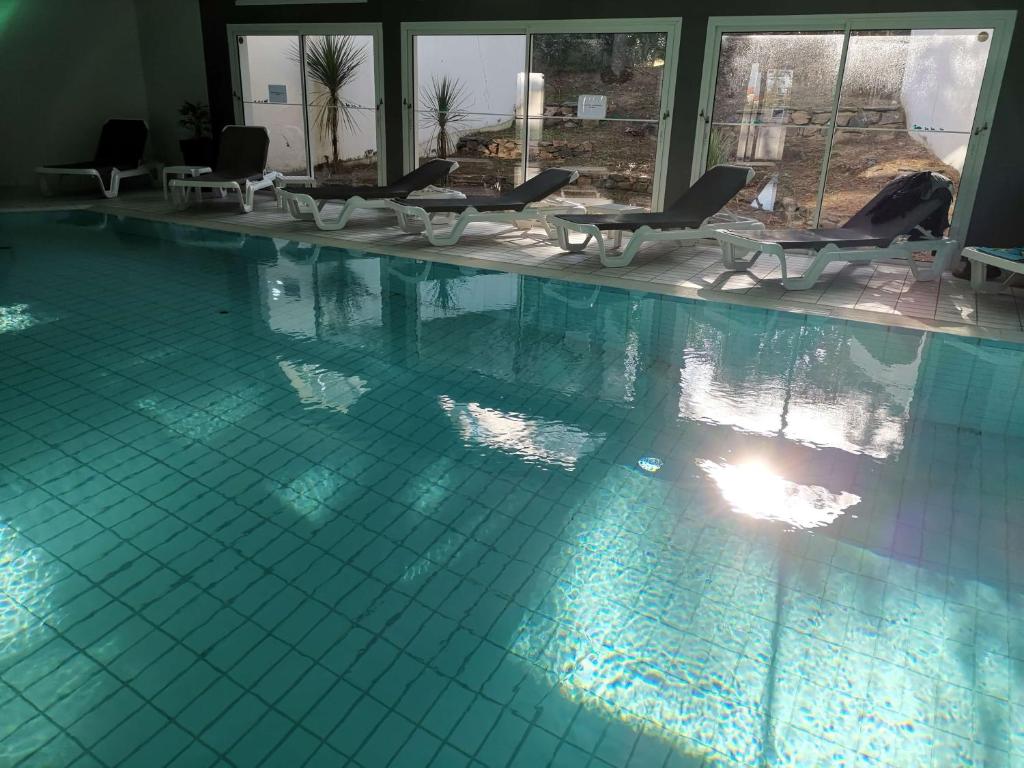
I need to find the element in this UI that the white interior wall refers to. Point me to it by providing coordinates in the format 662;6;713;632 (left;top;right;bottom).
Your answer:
0;0;150;189
134;0;209;165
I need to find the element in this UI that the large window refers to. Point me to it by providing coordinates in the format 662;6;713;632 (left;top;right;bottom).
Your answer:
696;14;1014;238
405;21;680;209
231;24;384;184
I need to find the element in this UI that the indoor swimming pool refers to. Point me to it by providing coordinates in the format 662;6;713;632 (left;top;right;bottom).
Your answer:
0;211;1022;767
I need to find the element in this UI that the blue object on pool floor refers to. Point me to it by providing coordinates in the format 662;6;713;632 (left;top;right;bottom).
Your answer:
1;211;1023;767
637;457;663;473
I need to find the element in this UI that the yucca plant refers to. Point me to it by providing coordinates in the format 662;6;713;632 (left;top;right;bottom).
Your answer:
706;126;737;168
420;75;470;159
293;36;366;173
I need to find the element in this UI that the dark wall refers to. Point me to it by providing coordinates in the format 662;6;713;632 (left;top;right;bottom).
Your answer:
198;0;1022;245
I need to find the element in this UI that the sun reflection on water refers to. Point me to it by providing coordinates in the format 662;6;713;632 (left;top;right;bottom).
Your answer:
697;458;860;529
511;464;1016;765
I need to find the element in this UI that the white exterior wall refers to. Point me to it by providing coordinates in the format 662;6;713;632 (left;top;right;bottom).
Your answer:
901;29;991;172
413;35;526;155
239;35;309;173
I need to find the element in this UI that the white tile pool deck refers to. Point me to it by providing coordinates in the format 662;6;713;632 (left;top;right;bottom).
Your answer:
4;188;1024;342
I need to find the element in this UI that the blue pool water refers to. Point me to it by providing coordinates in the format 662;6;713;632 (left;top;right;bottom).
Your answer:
0;210;1022;767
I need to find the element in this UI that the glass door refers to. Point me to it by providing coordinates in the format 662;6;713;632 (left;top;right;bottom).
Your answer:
232;26;384;184
705;32;845;227
237;34;310;176
406;21;680;208
527;32;669;206
698;16;1007;235
818;29;992;226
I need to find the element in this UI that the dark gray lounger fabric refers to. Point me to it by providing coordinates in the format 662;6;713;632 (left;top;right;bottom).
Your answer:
392;168;577;214
44;119;149;178
723;171;954;250
553;164;752;231
211;126;270;180
298;159;458;202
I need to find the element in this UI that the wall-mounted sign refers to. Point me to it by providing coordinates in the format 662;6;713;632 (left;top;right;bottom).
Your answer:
268;85;287;104
577;95;607;120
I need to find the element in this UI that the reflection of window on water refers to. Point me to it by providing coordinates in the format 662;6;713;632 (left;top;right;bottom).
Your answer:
439;395;603;470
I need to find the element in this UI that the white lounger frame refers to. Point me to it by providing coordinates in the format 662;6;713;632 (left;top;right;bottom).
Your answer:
392;171;585;247
553;212;764;268
36;164;155;199
278;191;400;230
961;246;1024;292
713;228;961;290
170;172;280;214
550;168;761;267
275;176;463;232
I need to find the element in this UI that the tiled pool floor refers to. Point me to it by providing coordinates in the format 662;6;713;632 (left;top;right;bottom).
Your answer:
1;212;1022;767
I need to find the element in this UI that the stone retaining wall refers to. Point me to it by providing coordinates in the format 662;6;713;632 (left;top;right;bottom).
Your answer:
787;105;905;128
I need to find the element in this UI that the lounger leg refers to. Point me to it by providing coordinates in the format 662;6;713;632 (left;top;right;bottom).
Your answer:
239;184;253;214
422;211;475;247
721;242;762;270
970;258;989;291
101;171;120;199
556;225;595;253
320;204;358;232
396;209;425;234
38;174;53;196
172;185;191;210
600;232;645;268
779;252;828;290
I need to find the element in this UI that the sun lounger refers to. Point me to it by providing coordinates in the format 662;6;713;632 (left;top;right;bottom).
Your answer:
169;126;278;213
36;119;151;199
549;164;758;267
275;159;460;231
961;246;1024;292
714;171;959;290
390;168;584;246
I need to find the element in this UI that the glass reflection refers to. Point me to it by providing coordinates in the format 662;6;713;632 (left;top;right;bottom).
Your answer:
440;395;602;470
0;303;53;334
279;360;367;414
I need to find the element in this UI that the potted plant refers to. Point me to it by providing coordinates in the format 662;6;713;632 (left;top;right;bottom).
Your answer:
178;101;215;166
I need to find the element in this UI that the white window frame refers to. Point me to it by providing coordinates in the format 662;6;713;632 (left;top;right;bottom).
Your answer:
692;11;1017;241
401;18;682;210
226;22;387;183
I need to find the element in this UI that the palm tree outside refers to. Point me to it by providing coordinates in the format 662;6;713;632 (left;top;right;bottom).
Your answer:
293;36;367;174
420;75;470;160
